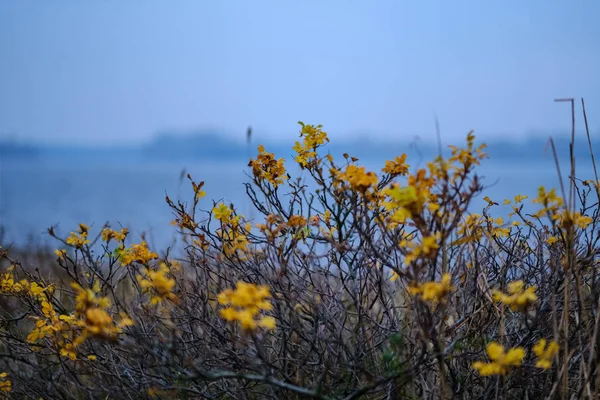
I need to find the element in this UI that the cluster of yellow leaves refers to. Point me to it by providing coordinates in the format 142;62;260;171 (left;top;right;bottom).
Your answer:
213;203;251;257
492;280;537;311
473;339;559;376
529;186;591;231
287;215;307;228
287;215;311;240
408;273;454;303
0;372;10;393
473;342;525;376
336;165;379;194
255;214;286;242
1;265;29;294
71;282;134;346
217;228;250;257
66;223;91;248
384;170;438;225
4;224;140;362
218;282;276;330
101;227;128;243
533;339;560;370
553;210;593;230
249;144;288;187
455;213;486;244
213;203;233;222
189;177;207;201
255;212;335;250
382;154;410;177
455;213;513;245
137;262;178;305
0;266;51;300
532;186;563;218
292;122;329;168
400;233;441;266
27;281;133;361
54;249;67;259
26;298;74;355
480;216;511;238
118;241;159;266
24;288;67;345
503;194;529;206
171;212;198;231
448;131;488;172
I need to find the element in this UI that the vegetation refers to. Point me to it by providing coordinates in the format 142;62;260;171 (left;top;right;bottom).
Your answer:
0;115;599;399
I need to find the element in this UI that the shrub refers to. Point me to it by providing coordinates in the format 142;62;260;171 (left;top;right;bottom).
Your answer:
0;121;599;399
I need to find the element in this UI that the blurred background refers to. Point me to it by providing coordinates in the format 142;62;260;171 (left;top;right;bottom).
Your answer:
0;0;598;249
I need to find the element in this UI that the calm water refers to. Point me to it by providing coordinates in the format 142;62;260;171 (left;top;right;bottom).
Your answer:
0;155;594;250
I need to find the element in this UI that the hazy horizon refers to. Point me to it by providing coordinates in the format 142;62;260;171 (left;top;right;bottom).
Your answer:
1;1;599;147
2;125;598;149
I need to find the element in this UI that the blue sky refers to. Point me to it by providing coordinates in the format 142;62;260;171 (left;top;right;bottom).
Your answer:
0;0;598;145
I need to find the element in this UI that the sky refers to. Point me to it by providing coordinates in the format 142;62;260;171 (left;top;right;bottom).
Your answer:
0;0;598;146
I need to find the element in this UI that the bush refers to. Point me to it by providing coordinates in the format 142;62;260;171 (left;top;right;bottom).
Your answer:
0;121;599;399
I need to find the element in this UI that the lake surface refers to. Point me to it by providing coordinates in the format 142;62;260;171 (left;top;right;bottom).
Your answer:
0;153;595;251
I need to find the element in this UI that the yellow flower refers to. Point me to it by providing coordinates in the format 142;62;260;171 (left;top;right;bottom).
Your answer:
382;154;410;176
101;227;128;243
473;342;525;376
483;196;498;206
66;224;91;248
189;178;207;200
533;339;559;370
217;282;275;331
293;122;329;168
136;263;178;305
54;249;67;259
85;308;113;334
218;288;233;305
29;282;45;299
60;342;77;360
41;301;56;319
448;131;487;168
237;309;258;330
287;215;307;228
338;165;379;193
514;194;528;203
220;307;238;321
216;219;250;257
408;273;453;303
118;312;134;328
492;281;537;311
118;241;158;266
64;282;131;347
259;316;276;330
249;145;288;187
213;203;233;222
553;210;593;230
400;233;441;266
532;186;563;218
0;372;11;393
0;265;29;294
72;282;110;313
383;172;437;223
